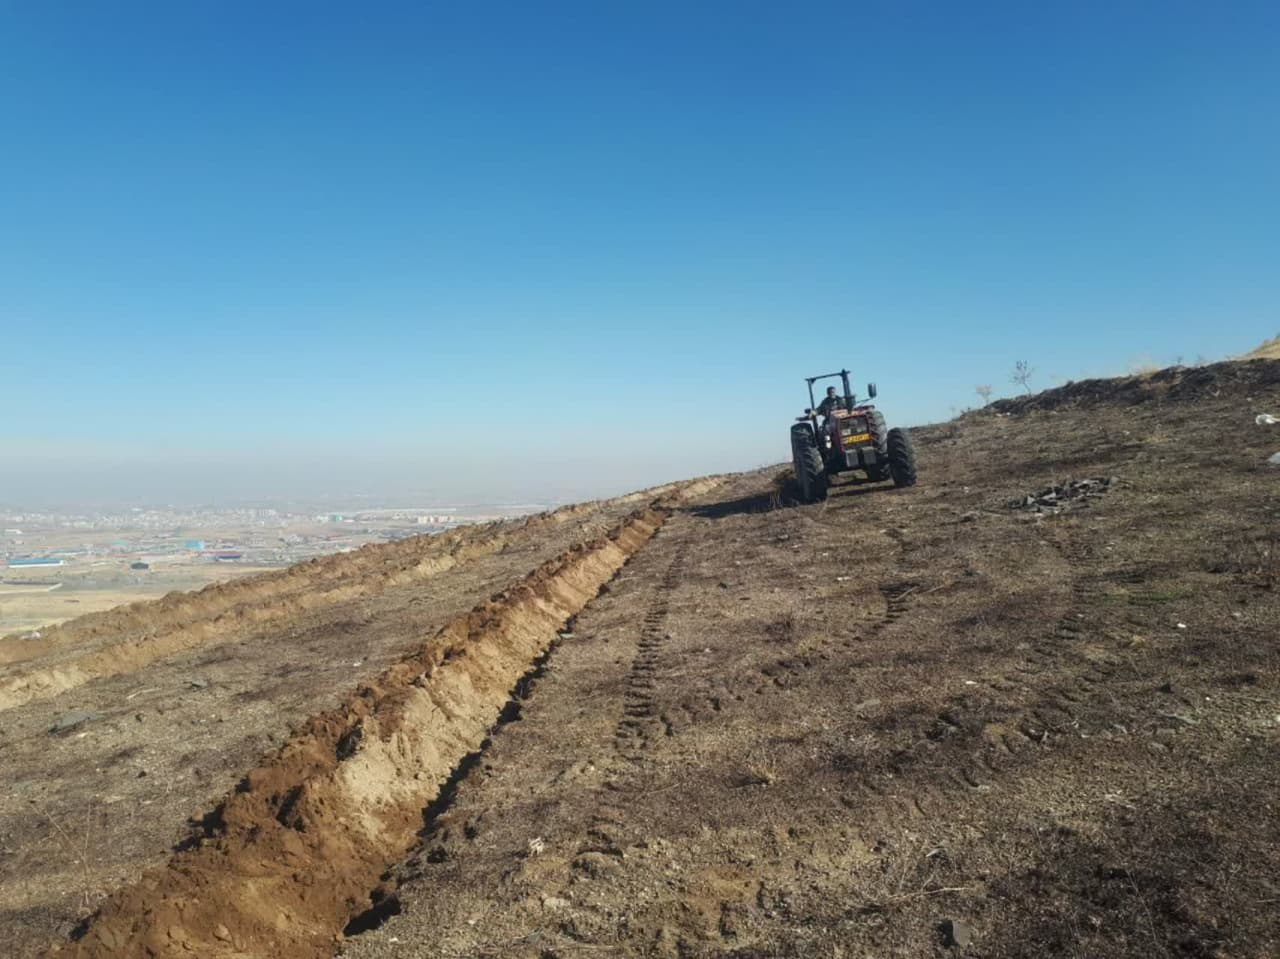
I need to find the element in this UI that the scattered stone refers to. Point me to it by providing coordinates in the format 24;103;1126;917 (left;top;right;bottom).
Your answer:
941;918;973;948
541;896;571;912
1008;477;1114;515
1257;413;1278;425
213;924;231;941
1268;452;1280;468
49;710;104;734
186;678;210;690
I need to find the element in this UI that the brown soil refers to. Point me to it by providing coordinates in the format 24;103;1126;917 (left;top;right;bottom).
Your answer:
4;359;1279;959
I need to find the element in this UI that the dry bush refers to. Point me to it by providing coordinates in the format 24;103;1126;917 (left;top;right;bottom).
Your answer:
769;469;795;509
764;612;796;644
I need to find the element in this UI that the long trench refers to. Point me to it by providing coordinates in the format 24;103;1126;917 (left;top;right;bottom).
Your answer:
51;505;677;959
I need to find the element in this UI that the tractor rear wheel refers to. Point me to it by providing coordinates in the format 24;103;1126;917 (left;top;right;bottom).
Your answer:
790;424;829;503
887;427;918;488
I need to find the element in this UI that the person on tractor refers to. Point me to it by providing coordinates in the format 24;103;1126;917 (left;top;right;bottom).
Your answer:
816;386;846;419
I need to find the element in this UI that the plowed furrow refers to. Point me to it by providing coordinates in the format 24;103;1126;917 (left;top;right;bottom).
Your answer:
50;506;676;959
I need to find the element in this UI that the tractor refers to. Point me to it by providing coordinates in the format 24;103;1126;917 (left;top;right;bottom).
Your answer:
789;369;917;503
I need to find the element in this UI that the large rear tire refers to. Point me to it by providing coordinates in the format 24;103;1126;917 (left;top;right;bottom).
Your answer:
887;427;918;488
790;424;829;503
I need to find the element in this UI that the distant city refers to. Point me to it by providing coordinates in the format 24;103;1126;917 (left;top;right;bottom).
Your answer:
0;502;548;634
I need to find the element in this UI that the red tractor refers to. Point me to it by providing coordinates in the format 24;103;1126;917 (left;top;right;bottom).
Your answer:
789;369;917;503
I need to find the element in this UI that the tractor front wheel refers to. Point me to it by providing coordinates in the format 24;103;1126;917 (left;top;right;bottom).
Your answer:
790;425;829;503
887;427;918;488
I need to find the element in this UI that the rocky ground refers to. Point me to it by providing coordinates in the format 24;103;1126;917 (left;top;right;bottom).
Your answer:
2;360;1278;958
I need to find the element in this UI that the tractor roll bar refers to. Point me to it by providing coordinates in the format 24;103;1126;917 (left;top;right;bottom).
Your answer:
805;369;854;413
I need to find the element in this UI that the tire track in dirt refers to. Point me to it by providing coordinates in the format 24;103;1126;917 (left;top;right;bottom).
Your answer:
575;538;690;869
811;518;1131;817
878;580;916;629
900;519;1162;808
982;532;1128;749
47;505;680;959
613;542;688;759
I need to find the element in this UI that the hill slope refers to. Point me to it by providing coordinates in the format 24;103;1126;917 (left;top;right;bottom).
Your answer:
1244;335;1280;360
2;360;1278;959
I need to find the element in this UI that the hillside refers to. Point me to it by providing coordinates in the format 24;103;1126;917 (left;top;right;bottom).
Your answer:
1244;335;1280;360
2;359;1278;959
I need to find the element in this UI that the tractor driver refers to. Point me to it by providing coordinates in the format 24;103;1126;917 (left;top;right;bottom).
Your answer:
817;386;846;419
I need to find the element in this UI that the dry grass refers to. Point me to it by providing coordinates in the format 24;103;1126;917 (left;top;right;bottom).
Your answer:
1242;335;1280;360
43;799;109;918
1208;531;1279;589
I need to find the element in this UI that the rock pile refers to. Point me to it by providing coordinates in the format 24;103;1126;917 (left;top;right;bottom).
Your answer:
1010;477;1114;515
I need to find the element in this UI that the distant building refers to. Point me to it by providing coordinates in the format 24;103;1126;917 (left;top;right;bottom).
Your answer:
184;539;206;550
130;561;150;571
7;557;64;568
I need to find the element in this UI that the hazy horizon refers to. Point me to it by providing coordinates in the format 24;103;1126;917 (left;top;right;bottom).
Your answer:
3;341;1268;511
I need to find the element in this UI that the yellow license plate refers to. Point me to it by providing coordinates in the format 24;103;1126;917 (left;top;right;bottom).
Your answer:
843;432;871;445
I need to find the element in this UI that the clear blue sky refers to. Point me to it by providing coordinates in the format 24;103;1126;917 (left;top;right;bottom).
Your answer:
2;2;1277;506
